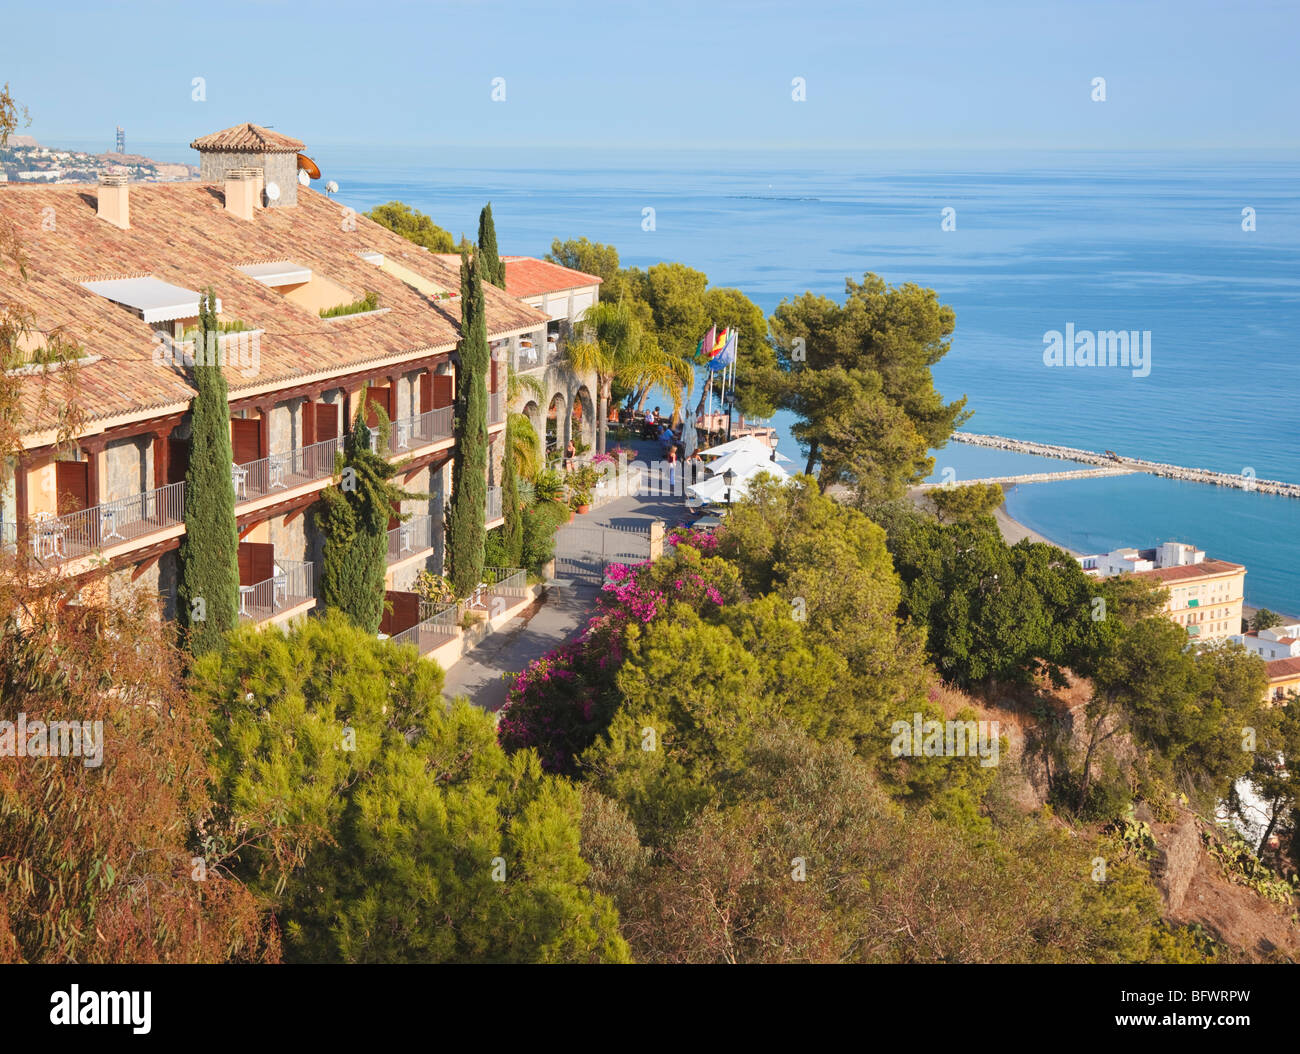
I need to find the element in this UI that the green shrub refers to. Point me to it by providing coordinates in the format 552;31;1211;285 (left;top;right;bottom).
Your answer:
521;500;568;574
484;526;509;568
533;469;564;504
320;291;380;319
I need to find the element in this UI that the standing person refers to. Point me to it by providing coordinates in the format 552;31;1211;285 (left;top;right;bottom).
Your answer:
667;446;679;495
563;437;576;471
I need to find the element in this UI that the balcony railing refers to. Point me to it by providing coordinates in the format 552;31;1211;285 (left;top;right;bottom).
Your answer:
386;513;434;563
238;558;315;623
375;406;454;456
1;520;16;556
20;481;186;565
233;436;344;506
467;565;527;616
486;485;502;522
389;600;459;651
484;565;527;599
514;340;562;373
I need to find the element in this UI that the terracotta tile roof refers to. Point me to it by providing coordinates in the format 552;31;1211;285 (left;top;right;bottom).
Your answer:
433;254;602;299
1266;657;1300;681
189;123;305;153
501;256;602;298
1131;559;1245;583
0;182;548;438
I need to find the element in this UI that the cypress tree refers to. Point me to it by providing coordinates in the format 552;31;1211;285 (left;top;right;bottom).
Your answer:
502;425;522;567
447;247;488;596
319;404;421;633
477;203;505;289
177;288;240;654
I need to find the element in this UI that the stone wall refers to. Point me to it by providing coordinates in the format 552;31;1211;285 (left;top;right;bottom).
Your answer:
103;435;149;503
197;150;298;206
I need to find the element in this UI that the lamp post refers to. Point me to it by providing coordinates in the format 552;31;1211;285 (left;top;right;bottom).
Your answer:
724;468;736;512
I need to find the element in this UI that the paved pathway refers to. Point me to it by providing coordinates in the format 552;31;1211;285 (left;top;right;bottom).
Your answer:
441;437;692;711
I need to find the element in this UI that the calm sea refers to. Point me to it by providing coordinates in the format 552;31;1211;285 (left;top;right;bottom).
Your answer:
67;141;1300;611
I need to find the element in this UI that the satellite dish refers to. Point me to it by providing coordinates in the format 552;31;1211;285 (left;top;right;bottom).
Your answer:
325;180;339;195
265;181;281;202
298;169;310;186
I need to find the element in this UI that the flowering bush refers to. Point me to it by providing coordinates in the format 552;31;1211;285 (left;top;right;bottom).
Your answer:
497;549;740;772
667;524;720;554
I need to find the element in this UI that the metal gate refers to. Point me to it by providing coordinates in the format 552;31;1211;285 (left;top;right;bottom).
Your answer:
553;522;651;584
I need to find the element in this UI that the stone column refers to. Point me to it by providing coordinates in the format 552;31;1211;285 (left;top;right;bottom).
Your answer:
649;520;665;561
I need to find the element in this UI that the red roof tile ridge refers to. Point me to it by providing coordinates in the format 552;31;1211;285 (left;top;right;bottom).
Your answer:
189;123;305;153
77;270;154;284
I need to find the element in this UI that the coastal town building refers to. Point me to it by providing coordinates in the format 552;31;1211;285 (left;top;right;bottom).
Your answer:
0;122;573;655
1234;623;1300;661
1264;657;1300;703
437;253;602;459
1078;542;1246;642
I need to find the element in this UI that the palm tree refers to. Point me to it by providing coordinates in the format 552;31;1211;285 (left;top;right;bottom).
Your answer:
567;300;691;453
504;361;545;478
624;330;693;423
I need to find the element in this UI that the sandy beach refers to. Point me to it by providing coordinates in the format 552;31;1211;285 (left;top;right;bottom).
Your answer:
992;502;1080;555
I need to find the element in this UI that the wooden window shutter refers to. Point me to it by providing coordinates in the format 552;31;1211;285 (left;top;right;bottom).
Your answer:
432;375;453;409
231;418;262;466
55;460;88;514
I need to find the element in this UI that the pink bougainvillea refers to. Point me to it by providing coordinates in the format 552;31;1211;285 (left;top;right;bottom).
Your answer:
667;525;720;554
497;552;732;773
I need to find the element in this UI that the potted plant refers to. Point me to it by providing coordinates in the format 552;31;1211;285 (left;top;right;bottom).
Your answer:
569;487;593;515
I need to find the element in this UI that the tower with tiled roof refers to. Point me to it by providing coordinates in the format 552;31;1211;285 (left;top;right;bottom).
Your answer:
190;122;306;207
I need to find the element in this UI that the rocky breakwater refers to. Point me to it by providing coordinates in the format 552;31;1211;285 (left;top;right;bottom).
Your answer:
952;432;1300;499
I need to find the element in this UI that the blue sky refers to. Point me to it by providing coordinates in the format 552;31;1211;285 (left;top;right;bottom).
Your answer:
3;0;1298;152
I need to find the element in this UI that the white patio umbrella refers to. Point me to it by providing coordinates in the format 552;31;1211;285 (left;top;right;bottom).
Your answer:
706;447;790;479
686;463;790;506
698;435;792;462
682;409;698;458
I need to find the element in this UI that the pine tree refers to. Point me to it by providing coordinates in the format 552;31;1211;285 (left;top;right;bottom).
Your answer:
477;203;505;289
319;403;421;633
447;247;488;596
177;289;240;654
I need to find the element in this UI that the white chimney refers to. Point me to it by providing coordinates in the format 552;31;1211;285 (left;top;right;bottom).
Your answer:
224;167;257;222
96;173;130;229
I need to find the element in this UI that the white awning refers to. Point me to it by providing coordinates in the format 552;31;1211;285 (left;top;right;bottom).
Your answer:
236;261;312;287
79;277;218;323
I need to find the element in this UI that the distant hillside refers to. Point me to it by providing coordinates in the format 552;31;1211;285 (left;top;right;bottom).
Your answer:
0;137;197;184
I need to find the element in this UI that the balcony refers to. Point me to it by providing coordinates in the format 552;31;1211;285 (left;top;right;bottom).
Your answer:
465;565;527;616
238;557;315;623
388;599;459;653
14;481;186;566
386;513;434;564
232;436;344;507
515;338;562;374
369;406;454;458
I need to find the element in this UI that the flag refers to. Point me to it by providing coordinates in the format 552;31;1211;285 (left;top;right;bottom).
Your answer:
694;326;716;363
708;328;736;371
710;326;730;358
